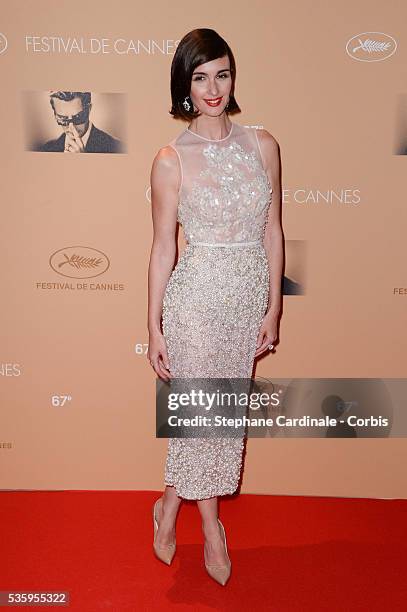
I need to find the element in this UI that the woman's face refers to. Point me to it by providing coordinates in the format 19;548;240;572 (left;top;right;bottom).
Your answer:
189;55;232;116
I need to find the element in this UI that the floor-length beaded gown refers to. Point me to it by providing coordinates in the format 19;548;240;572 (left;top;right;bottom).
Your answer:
161;120;273;500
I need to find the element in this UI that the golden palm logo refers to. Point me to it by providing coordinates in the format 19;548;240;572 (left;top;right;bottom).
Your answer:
0;33;8;54
346;32;397;62
49;246;110;278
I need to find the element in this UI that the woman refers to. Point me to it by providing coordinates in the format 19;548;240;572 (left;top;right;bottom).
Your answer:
147;28;283;585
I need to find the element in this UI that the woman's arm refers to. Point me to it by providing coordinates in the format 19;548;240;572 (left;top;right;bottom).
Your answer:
259;129;283;319
147;145;180;380
254;129;284;356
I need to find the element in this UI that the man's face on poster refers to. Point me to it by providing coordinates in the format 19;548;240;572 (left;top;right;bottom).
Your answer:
52;97;91;138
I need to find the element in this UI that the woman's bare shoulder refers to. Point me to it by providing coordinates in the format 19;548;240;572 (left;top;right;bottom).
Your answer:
152;145;179;169
151;145;180;193
256;127;279;152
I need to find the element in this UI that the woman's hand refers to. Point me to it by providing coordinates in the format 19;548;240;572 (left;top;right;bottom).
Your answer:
147;330;172;381
254;311;279;358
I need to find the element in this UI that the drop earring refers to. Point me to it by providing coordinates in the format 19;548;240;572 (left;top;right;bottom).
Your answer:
182;96;192;111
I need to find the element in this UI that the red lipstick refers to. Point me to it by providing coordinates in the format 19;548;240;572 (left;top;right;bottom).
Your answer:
204;97;223;107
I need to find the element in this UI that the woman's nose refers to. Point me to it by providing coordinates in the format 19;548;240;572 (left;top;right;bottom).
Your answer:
207;82;219;96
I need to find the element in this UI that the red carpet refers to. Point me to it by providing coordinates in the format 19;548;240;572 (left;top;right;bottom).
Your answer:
1;491;406;611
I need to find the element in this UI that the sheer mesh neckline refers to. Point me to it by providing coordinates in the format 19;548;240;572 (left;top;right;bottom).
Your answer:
185;122;234;142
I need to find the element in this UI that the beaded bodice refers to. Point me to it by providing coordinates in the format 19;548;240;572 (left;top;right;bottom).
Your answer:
169;122;273;244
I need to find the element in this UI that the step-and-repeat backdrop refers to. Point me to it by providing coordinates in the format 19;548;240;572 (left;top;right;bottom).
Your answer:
1;1;406;498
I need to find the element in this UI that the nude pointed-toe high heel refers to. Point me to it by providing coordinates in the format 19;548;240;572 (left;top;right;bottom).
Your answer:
204;518;231;586
152;497;176;565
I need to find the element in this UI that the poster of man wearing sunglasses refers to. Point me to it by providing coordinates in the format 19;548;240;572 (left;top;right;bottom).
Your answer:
37;91;123;153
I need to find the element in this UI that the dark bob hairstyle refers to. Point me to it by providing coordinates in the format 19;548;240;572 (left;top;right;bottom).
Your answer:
170;28;241;121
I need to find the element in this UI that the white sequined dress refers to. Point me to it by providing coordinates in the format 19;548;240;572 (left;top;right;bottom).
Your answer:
161;120;273;499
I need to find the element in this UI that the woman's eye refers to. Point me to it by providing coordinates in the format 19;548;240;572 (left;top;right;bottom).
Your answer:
193;73;229;81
